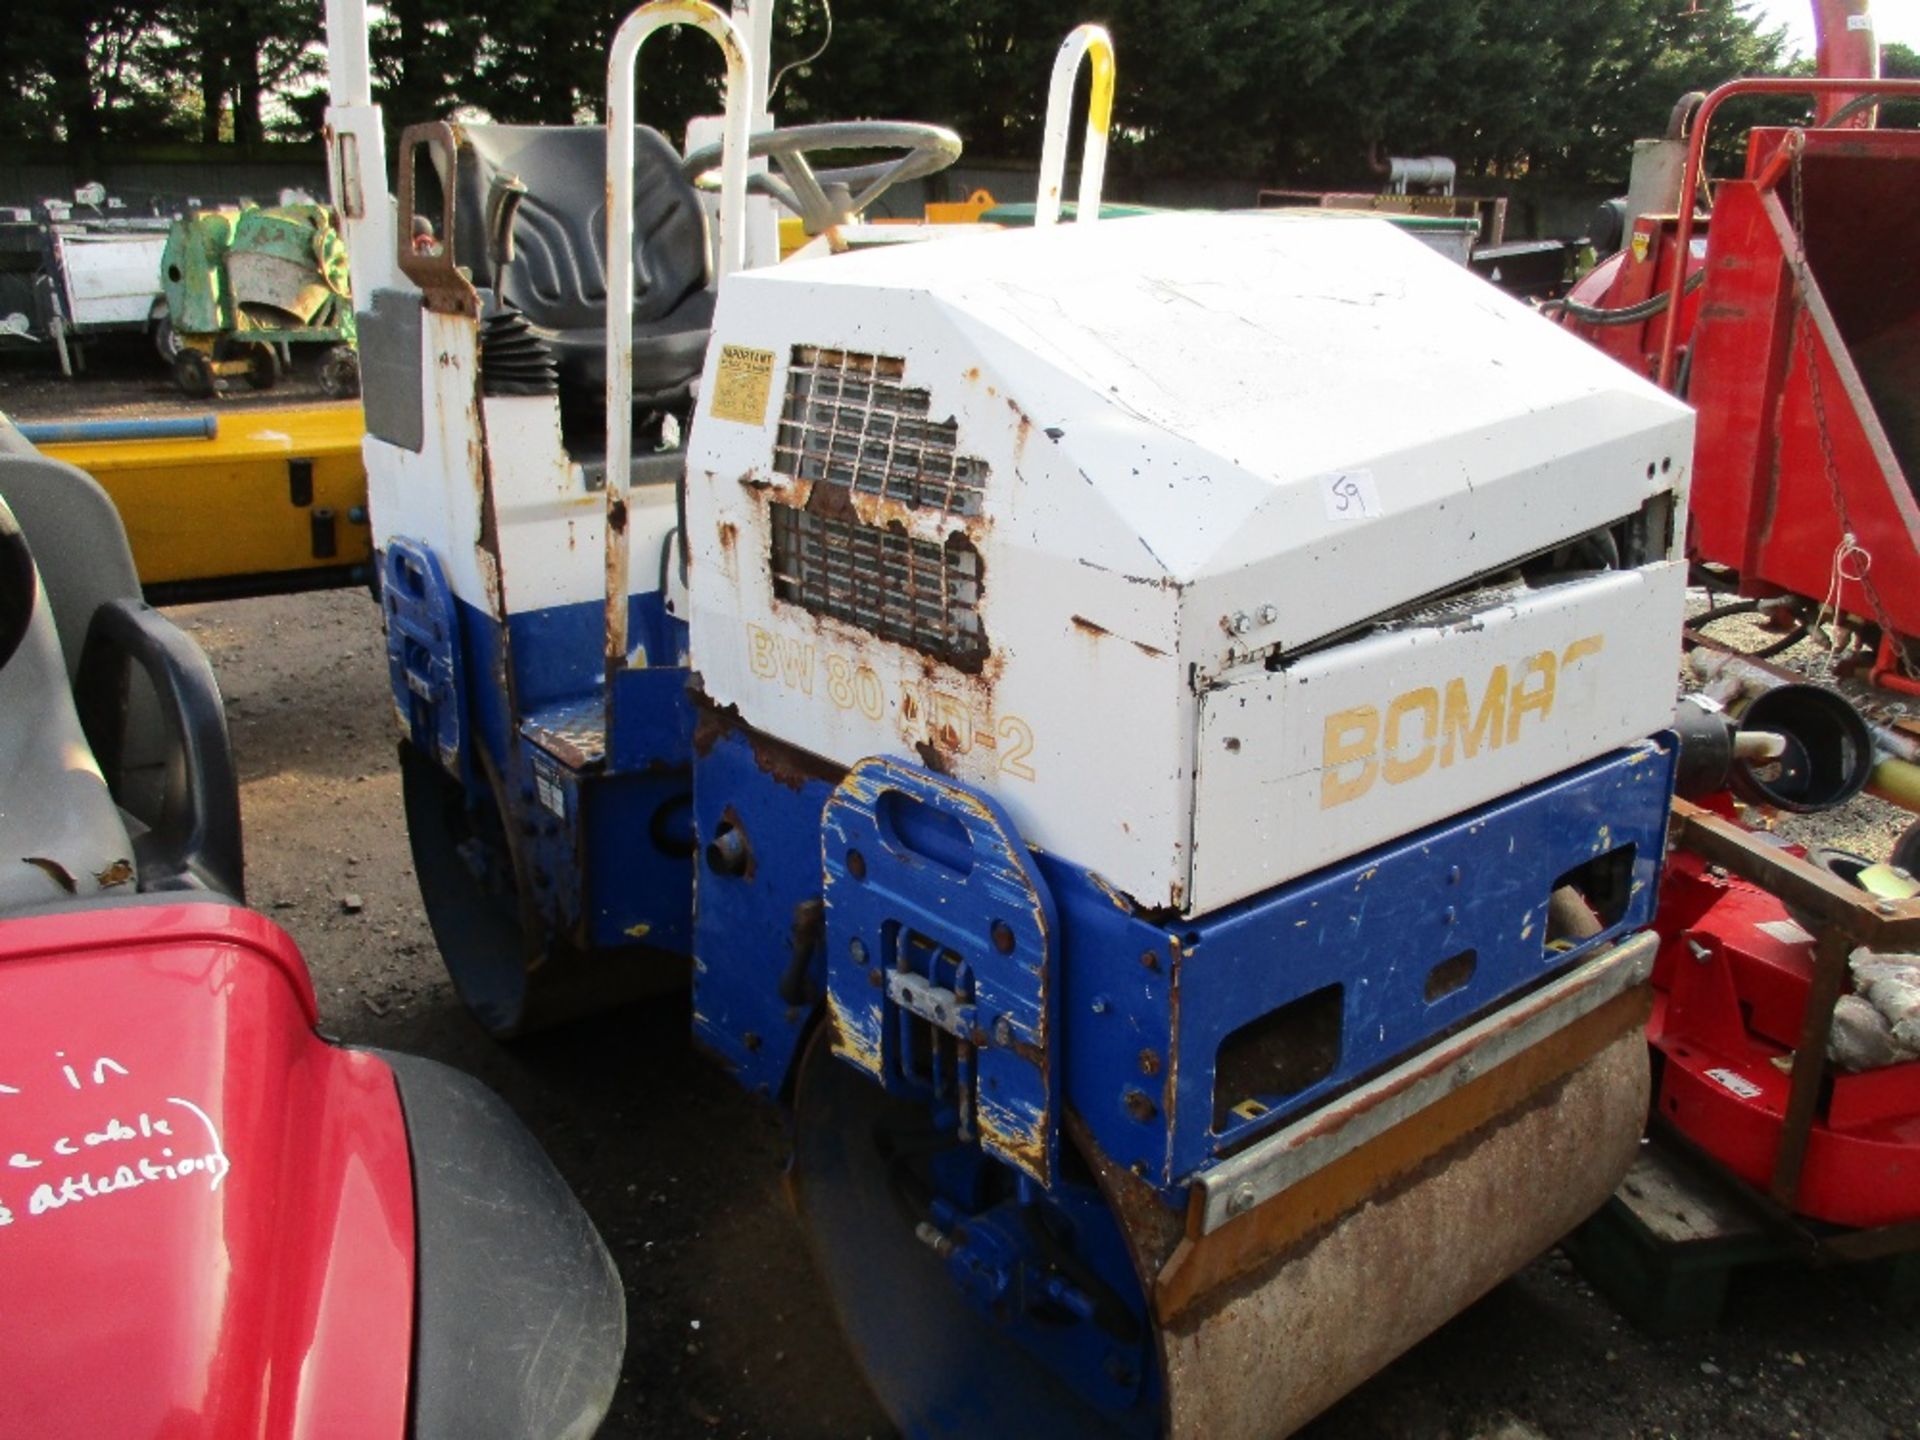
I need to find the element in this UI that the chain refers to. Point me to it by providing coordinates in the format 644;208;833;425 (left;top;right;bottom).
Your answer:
1785;132;1918;679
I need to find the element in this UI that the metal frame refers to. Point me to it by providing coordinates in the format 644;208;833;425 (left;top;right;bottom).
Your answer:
603;0;753;677
1033;25;1115;230
1656;76;1920;388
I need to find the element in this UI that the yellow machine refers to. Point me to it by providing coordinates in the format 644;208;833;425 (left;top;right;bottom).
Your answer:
20;403;369;603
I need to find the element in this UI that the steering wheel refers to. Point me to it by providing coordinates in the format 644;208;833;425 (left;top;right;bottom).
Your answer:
681;121;962;237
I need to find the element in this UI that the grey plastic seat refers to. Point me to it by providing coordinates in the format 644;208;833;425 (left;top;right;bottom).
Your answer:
0;491;134;912
452;124;716;411
0;418;242;904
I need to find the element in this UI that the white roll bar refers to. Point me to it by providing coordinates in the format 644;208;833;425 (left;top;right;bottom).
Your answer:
323;0;373;105
1034;25;1116;229
604;0;754;673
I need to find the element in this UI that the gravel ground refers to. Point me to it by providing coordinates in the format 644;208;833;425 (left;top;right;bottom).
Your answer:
11;347;1919;1438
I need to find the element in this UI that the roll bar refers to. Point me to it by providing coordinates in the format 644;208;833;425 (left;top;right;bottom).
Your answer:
1034;25;1116;230
604;0;754;675
1655;76;1920;390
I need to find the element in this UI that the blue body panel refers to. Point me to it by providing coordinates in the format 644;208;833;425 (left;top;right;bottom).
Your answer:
382;545;696;958
821;757;1063;1185
1053;739;1674;1187
697;728;1675;1199
689;716;839;1097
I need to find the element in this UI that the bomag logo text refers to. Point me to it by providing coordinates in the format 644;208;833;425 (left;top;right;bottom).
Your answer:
1319;634;1604;809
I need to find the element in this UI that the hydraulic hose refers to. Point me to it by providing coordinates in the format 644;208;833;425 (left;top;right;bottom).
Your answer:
1542;267;1706;327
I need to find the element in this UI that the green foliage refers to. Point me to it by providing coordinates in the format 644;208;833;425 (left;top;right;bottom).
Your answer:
1882;41;1920;129
0;0;1844;195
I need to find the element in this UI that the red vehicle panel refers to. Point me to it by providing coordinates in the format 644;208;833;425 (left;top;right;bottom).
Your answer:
0;903;415;1440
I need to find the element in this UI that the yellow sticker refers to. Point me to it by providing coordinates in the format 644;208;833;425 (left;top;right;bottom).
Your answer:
710;344;777;425
1630;231;1650;263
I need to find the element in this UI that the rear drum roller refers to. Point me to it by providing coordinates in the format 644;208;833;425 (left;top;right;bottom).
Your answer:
399;742;683;1036
794;1022;1650;1439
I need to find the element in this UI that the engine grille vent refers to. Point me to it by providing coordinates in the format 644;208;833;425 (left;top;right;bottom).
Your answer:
772;347;987;516
769;504;987;671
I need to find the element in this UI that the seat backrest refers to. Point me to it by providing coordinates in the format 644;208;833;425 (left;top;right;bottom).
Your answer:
0;493;136;914
453;124;711;332
0;417;142;680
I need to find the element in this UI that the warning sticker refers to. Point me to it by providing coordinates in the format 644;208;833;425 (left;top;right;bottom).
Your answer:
1705;1066;1762;1100
533;757;566;819
710;344;777;425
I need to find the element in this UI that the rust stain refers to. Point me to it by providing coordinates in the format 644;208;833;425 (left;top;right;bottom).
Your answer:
1087;870;1137;914
1071;613;1169;660
691;697;846;791
1072;613;1113;640
978;1099;1049;1181
827;993;883;1076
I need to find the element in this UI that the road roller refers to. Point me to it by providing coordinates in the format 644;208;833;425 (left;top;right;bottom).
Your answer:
327;2;1695;1430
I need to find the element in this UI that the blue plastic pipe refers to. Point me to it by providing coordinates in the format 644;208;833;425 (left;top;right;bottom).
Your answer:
16;415;218;445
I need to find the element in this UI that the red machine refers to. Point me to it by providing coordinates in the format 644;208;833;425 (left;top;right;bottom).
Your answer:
0;422;625;1438
1559;1;1920;696
1648;836;1920;1231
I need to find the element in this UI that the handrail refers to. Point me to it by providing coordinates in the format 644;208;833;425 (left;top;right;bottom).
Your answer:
1655;76;1920;390
1033;25;1116;229
604;0;753;677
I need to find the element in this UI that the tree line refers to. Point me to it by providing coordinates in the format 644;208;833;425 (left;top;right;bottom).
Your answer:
0;0;1873;191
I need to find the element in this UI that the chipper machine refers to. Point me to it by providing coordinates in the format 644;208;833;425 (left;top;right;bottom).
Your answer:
325;2;1696;1431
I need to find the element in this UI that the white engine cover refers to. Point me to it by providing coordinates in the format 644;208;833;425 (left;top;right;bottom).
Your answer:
685;212;1692;916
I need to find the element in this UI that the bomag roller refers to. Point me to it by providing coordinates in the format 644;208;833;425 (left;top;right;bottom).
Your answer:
323;2;1696;1432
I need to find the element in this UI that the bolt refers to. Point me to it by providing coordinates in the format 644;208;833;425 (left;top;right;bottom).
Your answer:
847;847;867;880
1226;1182;1257;1217
705;822;751;877
1230;612;1252;636
993;1015;1014;1047
1877;899;1898;916
1091;995;1111;1015
1139;949;1160;971
1138;1048;1162;1077
1258;604;1278;625
991;919;1016;954
914;1220;957;1259
1892;866;1913;882
850;937;868;965
1123;1088;1157;1122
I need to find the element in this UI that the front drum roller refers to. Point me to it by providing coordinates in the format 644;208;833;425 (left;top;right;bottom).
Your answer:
793;1007;1649;1438
399;742;686;1036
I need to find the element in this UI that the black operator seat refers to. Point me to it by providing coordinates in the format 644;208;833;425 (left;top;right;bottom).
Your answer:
452;124;715;413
